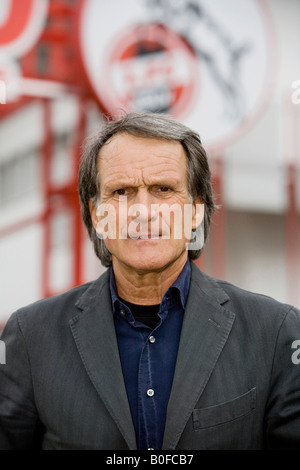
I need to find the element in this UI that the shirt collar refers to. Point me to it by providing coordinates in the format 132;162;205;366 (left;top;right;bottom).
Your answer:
110;258;191;313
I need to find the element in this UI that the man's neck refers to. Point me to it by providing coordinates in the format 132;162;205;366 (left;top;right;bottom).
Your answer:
112;254;188;305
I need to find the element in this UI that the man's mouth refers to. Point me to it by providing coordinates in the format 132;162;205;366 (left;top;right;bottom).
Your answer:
130;232;164;240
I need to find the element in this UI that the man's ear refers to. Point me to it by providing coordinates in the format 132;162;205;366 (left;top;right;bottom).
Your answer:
89;200;100;231
89;199;108;239
192;199;205;231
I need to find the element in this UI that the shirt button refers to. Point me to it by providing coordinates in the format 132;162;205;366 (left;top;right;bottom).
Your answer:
147;388;154;397
149;335;155;343
120;309;125;316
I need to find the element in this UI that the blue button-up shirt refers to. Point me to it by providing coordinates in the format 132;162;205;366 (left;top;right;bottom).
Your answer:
110;259;191;450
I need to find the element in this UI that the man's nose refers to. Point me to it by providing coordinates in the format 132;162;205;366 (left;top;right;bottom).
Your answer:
130;188;154;223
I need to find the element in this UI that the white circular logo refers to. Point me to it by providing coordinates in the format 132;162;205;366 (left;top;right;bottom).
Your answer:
77;0;275;147
98;23;198;119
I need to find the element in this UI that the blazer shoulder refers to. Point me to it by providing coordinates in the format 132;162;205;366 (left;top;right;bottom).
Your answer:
190;262;298;320
9;268;110;329
217;278;295;314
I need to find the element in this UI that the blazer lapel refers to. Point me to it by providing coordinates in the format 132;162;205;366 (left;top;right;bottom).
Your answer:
163;264;235;450
69;271;137;450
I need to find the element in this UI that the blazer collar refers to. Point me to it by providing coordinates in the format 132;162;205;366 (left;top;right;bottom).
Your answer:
70;270;137;450
162;263;235;449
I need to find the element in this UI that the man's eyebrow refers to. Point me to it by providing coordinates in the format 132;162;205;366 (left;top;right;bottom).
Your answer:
144;176;180;187
103;176;181;191
103;179;137;191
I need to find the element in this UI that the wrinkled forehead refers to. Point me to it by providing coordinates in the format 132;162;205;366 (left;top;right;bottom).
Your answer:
99;132;184;158
98;132;186;167
97;133;189;189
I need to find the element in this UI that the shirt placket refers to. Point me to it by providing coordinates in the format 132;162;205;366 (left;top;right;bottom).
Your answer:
115;292;184;451
137;327;158;450
137;305;172;450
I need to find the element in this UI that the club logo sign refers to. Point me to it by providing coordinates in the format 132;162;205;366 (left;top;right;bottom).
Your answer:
77;0;275;147
101;23;198;119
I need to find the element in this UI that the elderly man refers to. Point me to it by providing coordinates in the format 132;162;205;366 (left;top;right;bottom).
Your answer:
0;112;300;450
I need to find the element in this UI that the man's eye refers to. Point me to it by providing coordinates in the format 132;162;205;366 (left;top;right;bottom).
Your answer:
158;186;171;192
114;188;128;196
151;186;172;195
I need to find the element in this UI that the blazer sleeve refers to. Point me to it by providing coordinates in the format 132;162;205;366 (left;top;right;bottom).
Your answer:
266;306;300;449
0;311;43;450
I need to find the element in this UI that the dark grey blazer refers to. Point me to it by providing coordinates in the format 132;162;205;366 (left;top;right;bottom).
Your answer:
0;263;300;450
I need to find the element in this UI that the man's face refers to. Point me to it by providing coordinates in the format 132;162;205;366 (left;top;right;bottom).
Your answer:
90;133;203;273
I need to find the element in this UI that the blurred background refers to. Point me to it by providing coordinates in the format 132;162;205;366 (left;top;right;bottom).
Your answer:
0;0;299;329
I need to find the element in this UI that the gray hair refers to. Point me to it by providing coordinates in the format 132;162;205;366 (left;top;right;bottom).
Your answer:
78;112;215;267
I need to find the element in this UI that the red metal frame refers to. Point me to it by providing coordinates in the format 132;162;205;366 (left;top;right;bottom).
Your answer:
41;95;87;298
193;159;226;278
41;97;51;298
209;158;226;280
284;93;300;306
286;164;299;299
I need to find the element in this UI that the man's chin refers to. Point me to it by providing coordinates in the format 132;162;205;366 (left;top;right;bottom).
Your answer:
107;238;188;273
125;256;170;273
113;248;188;275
